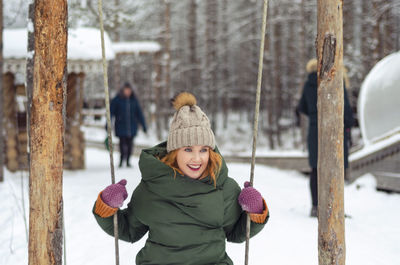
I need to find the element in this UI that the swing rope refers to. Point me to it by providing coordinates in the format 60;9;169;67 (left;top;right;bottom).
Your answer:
97;1;120;265
245;1;269;265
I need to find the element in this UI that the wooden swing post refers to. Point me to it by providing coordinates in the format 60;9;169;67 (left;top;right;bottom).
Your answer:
316;0;346;264
28;0;67;264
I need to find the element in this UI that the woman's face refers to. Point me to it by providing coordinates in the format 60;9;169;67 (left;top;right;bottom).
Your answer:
176;145;210;179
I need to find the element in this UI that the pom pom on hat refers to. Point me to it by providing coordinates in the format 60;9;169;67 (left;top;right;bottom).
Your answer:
172;92;197;110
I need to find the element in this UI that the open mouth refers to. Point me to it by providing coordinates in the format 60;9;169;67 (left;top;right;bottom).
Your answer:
187;164;201;171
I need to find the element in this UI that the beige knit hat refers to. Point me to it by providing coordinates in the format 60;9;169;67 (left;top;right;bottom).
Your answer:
167;92;216;152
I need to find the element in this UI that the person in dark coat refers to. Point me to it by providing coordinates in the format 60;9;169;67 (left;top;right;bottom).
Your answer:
297;59;354;217
110;82;147;167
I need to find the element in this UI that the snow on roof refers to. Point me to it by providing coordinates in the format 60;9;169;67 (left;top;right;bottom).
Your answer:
3;28;27;59
4;27;115;60
112;41;161;54
358;51;400;145
68;28;115;60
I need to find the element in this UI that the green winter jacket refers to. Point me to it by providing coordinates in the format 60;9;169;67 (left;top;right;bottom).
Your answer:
93;142;268;265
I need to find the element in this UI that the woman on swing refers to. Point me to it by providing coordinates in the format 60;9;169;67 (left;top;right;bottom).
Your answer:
93;92;269;264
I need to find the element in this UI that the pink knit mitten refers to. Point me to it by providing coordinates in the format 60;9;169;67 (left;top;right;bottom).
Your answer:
238;181;264;214
101;179;128;208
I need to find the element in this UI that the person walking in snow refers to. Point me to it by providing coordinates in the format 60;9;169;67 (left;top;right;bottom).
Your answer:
297;59;354;217
93;92;269;264
110;82;147;168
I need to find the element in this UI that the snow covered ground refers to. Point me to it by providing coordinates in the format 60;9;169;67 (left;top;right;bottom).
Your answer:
1;148;399;265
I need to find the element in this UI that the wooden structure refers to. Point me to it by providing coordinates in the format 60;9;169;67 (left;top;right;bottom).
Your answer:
2;27;115;171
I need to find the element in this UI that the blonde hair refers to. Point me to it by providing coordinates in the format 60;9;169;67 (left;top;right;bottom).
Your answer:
306;58;318;73
343;66;350;88
160;148;222;186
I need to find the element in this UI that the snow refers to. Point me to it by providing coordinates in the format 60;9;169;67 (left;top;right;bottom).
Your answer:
113;42;161;54
350;132;400;161
358;51;400;145
1;148;400;265
3;28;28;59
3;27;115;60
68;28;115;60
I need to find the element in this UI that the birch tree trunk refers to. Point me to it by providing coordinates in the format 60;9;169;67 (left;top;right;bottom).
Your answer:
316;0;345;264
28;0;67;264
0;0;3;182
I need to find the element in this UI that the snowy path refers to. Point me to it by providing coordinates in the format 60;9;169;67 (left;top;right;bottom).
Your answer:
1;148;399;265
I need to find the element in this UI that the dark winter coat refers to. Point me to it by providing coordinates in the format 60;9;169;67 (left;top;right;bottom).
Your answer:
297;72;354;169
110;93;147;138
93;142;268;265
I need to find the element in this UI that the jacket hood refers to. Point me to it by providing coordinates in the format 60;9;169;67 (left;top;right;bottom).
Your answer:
138;142;228;198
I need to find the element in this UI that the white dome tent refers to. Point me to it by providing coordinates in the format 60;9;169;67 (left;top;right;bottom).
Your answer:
358;51;400;145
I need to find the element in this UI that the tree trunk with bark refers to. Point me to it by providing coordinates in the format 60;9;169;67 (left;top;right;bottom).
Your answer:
28;0;67;264
0;0;4;182
221;0;229;129
273;21;282;147
265;3;275;150
153;51;163;140
163;0;171;132
316;0;346;264
188;0;199;95
361;0;374;74
205;0;218;132
26;2;35;168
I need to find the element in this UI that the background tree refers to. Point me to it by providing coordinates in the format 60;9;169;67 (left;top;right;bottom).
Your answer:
0;0;3;182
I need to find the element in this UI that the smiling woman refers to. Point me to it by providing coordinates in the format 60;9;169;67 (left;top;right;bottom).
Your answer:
92;92;269;265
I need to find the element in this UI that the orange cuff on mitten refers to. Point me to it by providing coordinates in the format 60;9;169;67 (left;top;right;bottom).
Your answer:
94;192;118;218
249;199;269;224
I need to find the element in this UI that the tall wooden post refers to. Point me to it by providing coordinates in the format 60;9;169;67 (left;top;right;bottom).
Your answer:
316;0;346;265
0;0;4;182
29;0;67;264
